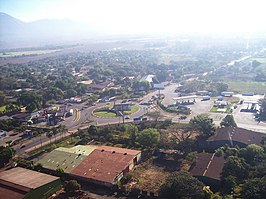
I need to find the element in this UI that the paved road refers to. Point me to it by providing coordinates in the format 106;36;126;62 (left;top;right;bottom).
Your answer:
14;84;266;156
13;84;179;155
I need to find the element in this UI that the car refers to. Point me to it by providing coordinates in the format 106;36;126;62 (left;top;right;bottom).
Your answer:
179;116;187;120
20;144;26;149
125;116;130;119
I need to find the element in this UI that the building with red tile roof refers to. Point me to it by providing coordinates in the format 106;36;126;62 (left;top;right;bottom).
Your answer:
71;148;139;186
199;127;265;151
190;153;225;188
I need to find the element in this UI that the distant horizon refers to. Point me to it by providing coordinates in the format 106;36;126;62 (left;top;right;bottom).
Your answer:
1;0;266;35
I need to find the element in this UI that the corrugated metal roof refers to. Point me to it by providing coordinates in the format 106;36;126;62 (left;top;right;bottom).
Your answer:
0;167;59;189
56;145;97;156
71;149;136;184
37;150;86;173
37;145;141;185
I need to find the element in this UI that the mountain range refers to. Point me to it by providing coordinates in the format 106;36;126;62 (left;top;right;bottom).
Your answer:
0;12;101;49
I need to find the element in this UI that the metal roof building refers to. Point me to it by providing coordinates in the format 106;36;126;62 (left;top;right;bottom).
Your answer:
0;167;61;199
37;149;87;173
37;145;141;187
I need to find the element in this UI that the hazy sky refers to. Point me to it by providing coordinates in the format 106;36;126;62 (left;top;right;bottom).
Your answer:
1;0;266;34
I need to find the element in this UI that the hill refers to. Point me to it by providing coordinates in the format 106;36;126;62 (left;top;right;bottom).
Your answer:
0;12;99;49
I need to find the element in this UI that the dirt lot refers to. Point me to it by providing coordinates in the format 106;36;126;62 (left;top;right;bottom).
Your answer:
124;158;177;193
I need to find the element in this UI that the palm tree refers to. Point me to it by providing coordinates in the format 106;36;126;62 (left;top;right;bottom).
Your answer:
51;127;58;142
58;124;67;139
46;132;53;144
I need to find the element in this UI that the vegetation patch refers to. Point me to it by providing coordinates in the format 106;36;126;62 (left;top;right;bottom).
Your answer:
123;159;170;193
226;81;266;94
28;136;79;157
0;49;61;58
0;105;6;112
210;105;232;113
93;111;117;118
253;58;266;63
124;105;139;115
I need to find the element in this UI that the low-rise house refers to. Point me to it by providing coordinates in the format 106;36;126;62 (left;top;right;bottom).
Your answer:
12;112;31;122
89;82;113;91
190;153;225;188
0;167;61;199
199;127;265;150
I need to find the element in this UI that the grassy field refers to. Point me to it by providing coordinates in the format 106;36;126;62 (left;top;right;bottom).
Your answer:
124;105;139;115
0;105;6;112
93;111;117;118
253;58;266;63
226;81;266;94
0;49;60;58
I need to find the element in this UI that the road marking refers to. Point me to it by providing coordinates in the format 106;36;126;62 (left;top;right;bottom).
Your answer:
73;109;80;122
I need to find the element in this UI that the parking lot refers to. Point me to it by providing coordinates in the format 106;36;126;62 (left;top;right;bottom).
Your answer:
232;94;266;133
163;92;266;133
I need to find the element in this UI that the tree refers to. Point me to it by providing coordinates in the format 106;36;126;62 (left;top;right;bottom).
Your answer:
64;180;81;194
46;132;53;144
56;167;65;177
0;91;6;106
17;92;42;112
58;124;67;139
221;115;237;127
222;156;249;182
159;171;205;199
43;87;64;101
137;128;160;148
239;144;264;165
190;114;216;138
258;98;266;120
88;125;97;135
35;163;43;170
146;111;161;122
125;124;138;146
240;176;266;199
65;89;77;98
0;146;15;167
